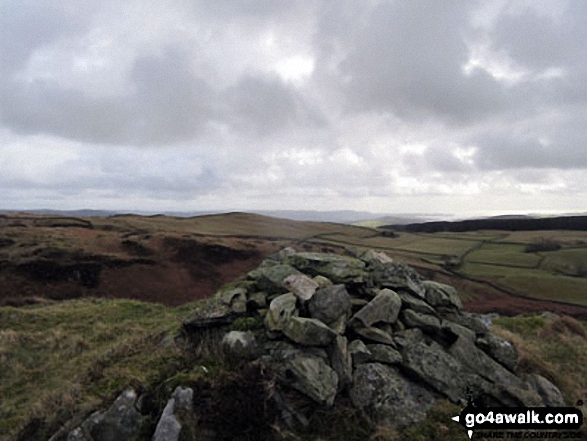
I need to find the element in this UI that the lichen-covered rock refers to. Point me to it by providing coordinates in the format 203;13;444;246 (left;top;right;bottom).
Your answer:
400;340;469;403
256;264;304;294
398;291;436;315
365;344;402;365
350;363;434;427
370;263;426;298
64;390;143;441
178;248;566;433
353;326;395;345
449;335;543;407
423;280;463;310
328;336;353;390
283;274;319;302
476;334;518;372
283;317;338;346
350;288;402;327
265;293;298;331
358;249;394;265
308;284;352;325
348;339;372;365
525;374;566;407
401;309;442;333
286;252;366;284
277;352;339;406
442;311;489;335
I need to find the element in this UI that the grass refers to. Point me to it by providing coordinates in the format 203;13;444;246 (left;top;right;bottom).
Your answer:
493;315;587;406
0;298;200;439
540;248;587;276
457;262;587;306
1;294;586;440
465;243;542;268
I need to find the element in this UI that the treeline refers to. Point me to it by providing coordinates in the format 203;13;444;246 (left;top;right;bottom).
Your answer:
381;215;587;233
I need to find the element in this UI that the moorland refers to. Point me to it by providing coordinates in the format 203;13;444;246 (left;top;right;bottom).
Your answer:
1;211;586;440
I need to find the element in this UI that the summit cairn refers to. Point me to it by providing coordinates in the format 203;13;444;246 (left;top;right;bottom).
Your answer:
183;248;565;429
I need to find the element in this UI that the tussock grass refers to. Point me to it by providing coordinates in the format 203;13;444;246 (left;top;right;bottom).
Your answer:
493;315;587;404
0;298;199;440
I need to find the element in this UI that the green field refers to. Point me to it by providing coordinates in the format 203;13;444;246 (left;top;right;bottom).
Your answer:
466;243;542;268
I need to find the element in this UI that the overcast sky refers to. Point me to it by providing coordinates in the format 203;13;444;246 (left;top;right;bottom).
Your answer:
1;0;586;217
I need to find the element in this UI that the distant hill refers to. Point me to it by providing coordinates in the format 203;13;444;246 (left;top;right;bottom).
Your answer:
1;208;452;225
382;215;587;233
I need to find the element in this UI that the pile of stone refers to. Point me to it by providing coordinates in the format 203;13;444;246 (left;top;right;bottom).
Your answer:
184;248;565;428
50;248;566;440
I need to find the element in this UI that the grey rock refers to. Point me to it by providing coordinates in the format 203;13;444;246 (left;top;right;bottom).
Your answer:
282;274;319;302
308;284;352;325
350;363;435;427
283;317;338;346
442;311;490;335
349;339;372;365
423;280;463;310
476;334;518;372
222;331;260;361
353;326;395;345
350;297;369;310
287;252;366;284
359;249;394;265
71;389;142;441
257;264;304;294
265;293;298;331
171;386;193;411
393;328;425;348
328;336;353;390
351;288;402;327
277;352;339;406
398;291;436;315
313;275;333;288
366;344;402;365
370;263;426;298
401;309;442;333
247;291;268;309
449;336;543;407
153;398;181;441
400;340;469;403
152;387;193;441
183;298;233;331
441;321;476;343
328;314;347;334
525;374;566;407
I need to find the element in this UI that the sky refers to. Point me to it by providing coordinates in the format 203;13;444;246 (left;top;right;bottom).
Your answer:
1;0;587;217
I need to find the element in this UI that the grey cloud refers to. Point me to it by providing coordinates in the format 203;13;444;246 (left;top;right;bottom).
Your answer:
0;49;216;145
323;0;506;124
490;1;587;72
0;1;84;76
222;74;326;137
192;0;294;19
425;146;472;173
472;133;587;170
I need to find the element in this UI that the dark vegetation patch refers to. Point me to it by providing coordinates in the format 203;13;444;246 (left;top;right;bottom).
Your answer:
0;237;15;248
121;239;155;256
524;239;562;253
15;260;103;287
385;215;587;233
163;237;260;280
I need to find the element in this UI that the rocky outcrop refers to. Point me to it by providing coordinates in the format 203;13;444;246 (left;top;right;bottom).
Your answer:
51;248;567;440
51;389;143;441
181;248;567;429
